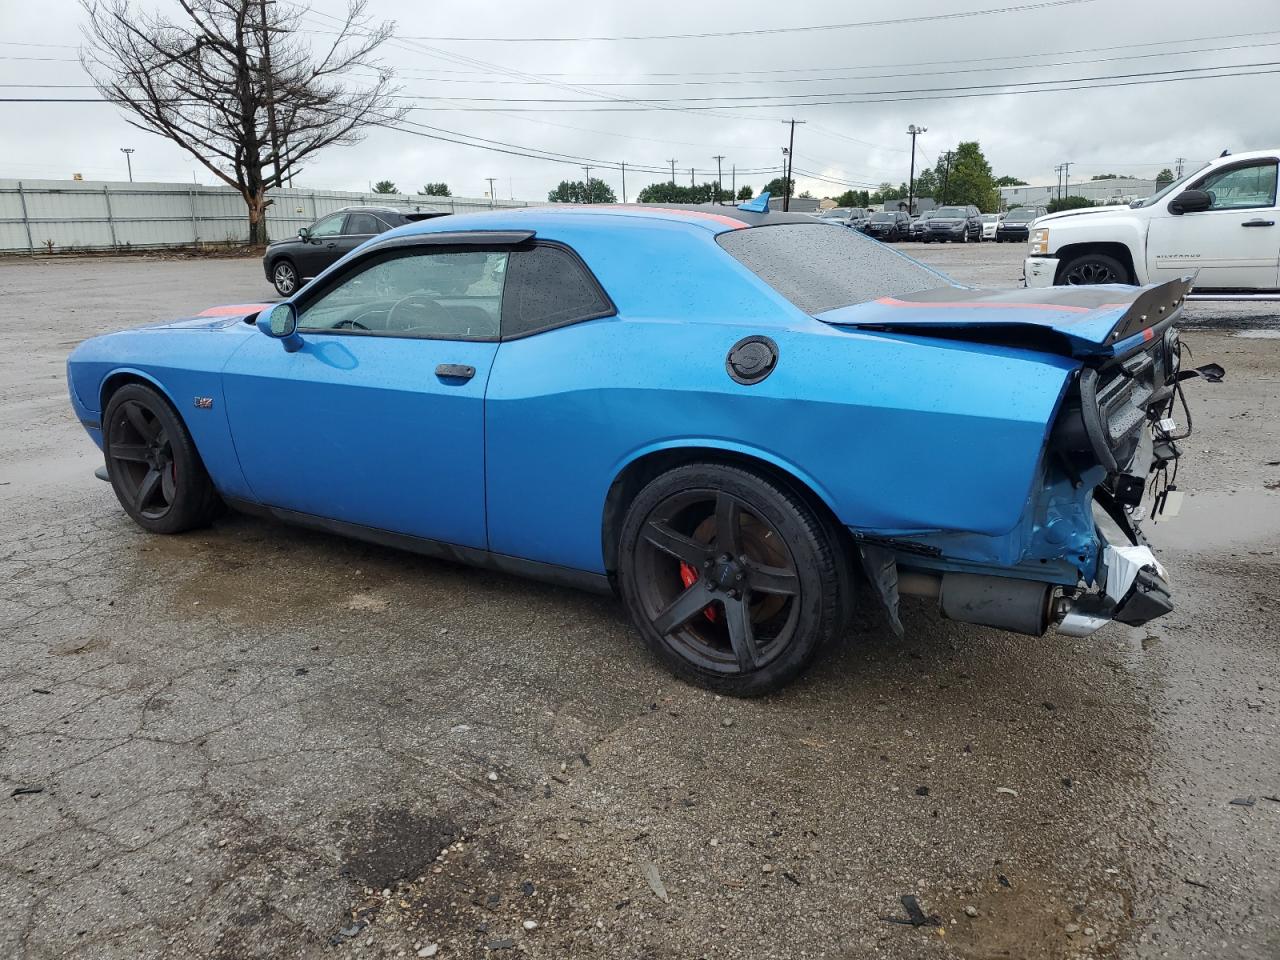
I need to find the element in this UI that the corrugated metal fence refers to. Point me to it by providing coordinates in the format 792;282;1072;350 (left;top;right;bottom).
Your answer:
0;179;533;254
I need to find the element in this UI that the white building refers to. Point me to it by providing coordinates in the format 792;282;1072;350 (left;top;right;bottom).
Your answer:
999;177;1159;209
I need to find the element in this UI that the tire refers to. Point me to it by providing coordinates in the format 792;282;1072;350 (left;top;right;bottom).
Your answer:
1058;252;1131;285
617;462;848;697
270;258;299;297
102;383;220;534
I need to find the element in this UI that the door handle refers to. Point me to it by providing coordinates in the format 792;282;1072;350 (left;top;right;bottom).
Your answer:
1241;219;1275;227
435;363;476;381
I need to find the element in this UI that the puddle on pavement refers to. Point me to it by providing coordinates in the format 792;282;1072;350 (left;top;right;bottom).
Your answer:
1145;489;1280;552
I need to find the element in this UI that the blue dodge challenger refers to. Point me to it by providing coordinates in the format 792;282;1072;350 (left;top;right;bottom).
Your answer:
66;196;1215;695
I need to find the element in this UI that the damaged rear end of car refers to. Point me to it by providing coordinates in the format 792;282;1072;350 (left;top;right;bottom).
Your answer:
820;276;1221;640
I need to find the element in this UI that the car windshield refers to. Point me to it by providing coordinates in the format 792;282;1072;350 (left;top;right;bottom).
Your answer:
934;207;966;218
717;223;948;315
1131;161;1212;207
870;212;896;222
819;208;851;218
1004;209;1036;222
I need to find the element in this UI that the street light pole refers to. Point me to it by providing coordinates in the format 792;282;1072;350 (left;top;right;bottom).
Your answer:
581;165;591;204
906;124;926;215
120;147;135;182
486;177;497;208
668;159;677;187
712;155;725;204
780;119;804;212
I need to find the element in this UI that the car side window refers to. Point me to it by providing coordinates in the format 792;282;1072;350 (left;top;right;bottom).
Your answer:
500;244;614;338
344;213;383;236
1197;161;1278;210
298;249;509;340
308;214;345;238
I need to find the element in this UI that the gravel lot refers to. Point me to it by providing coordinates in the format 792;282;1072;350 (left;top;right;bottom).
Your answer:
1;242;1277;960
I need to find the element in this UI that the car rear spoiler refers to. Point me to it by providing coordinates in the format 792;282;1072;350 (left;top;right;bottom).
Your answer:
818;276;1196;360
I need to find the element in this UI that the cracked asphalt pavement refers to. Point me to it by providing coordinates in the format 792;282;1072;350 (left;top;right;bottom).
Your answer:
1;243;1277;959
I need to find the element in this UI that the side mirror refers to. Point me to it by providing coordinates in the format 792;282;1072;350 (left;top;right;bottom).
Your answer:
298;226;311;239
1169;189;1211;215
256;302;304;352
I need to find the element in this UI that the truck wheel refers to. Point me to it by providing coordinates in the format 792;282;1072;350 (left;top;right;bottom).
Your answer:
1059;252;1131;285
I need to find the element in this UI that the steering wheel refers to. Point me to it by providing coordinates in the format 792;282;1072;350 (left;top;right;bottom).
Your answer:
332;317;370;331
387;294;449;331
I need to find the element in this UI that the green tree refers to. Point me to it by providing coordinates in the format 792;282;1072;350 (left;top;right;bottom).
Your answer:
798;190;813;199
418;182;451;196
834;189;870;207
1047;195;1092;213
762;176;794;198
636;181;726;203
935;142;997;209
736;185;754;200
1155;168;1175;187
913;168;940;199
547;179;617;203
372;180;398;194
1090;173;1120;180
994;175;1028;187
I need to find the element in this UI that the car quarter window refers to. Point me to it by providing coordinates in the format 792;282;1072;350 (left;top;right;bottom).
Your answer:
500;244;614;338
344;213;384;235
1197;161;1278;210
308;214;346;238
297;249;508;340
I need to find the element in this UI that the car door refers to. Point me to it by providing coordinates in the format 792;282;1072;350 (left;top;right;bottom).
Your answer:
296;212;348;279
1145;158;1280;289
336;212;385;259
221;239;513;549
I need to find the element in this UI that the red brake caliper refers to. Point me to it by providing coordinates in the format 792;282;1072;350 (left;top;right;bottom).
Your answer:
678;562;718;622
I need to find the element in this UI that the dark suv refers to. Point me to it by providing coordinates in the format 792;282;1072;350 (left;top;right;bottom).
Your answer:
263;206;447;296
865;209;911;242
922;205;983;242
995;205;1048;243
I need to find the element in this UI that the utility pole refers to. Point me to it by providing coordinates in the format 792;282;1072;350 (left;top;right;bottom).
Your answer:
621;162;626;204
731;164;736;202
690;167;695;188
486;177;497;208
780;119;804;211
668;158;677;187
257;0;284;189
1175;156;1185;178
119;147;134;182
581;166;591;204
713;155;725;204
906;124;926;215
1053;164;1063;200
1061;161;1072;199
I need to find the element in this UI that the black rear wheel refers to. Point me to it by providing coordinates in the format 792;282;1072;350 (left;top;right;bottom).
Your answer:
103;383;219;534
618;463;847;696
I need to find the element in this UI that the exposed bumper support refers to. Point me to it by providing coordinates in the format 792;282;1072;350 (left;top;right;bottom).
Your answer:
1057;541;1172;637
1023;256;1058;288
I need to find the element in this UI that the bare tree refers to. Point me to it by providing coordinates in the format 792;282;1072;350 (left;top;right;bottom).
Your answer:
81;0;406;244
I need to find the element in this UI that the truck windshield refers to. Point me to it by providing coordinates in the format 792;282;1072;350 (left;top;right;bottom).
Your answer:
717;223;951;314
1132;162;1211;208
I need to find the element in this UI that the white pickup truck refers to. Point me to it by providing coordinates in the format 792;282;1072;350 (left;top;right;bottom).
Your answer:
1024;149;1280;299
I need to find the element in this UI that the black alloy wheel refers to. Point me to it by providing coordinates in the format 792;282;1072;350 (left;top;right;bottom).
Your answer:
1060;252;1129;285
618;463;848;696
103;383;219;534
272;259;298;296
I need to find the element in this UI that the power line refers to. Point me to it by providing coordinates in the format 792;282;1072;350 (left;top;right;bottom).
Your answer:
364;0;1096;42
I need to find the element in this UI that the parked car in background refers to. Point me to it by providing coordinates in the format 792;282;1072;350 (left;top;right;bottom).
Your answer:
995;205;1048;243
67;196;1211;695
816;207;871;231
263;206;447;296
910;210;938;241
1025;148;1280;292
980;213;1002;240
922;205;983;242
865;209;911;241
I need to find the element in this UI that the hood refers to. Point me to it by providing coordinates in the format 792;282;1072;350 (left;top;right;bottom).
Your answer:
818;278;1193;359
1035;206;1134;225
141;302;271;331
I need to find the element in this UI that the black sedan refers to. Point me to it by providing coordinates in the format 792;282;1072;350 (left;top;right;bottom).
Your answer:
864;210;911;242
262;206;446;296
994;205;1047;243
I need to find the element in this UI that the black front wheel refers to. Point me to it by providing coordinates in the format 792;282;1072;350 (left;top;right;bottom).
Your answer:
103;383;219;534
271;258;299;296
1059;252;1130;285
617;463;848;696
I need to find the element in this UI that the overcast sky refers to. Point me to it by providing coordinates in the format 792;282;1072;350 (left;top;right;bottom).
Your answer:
3;0;1280;202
